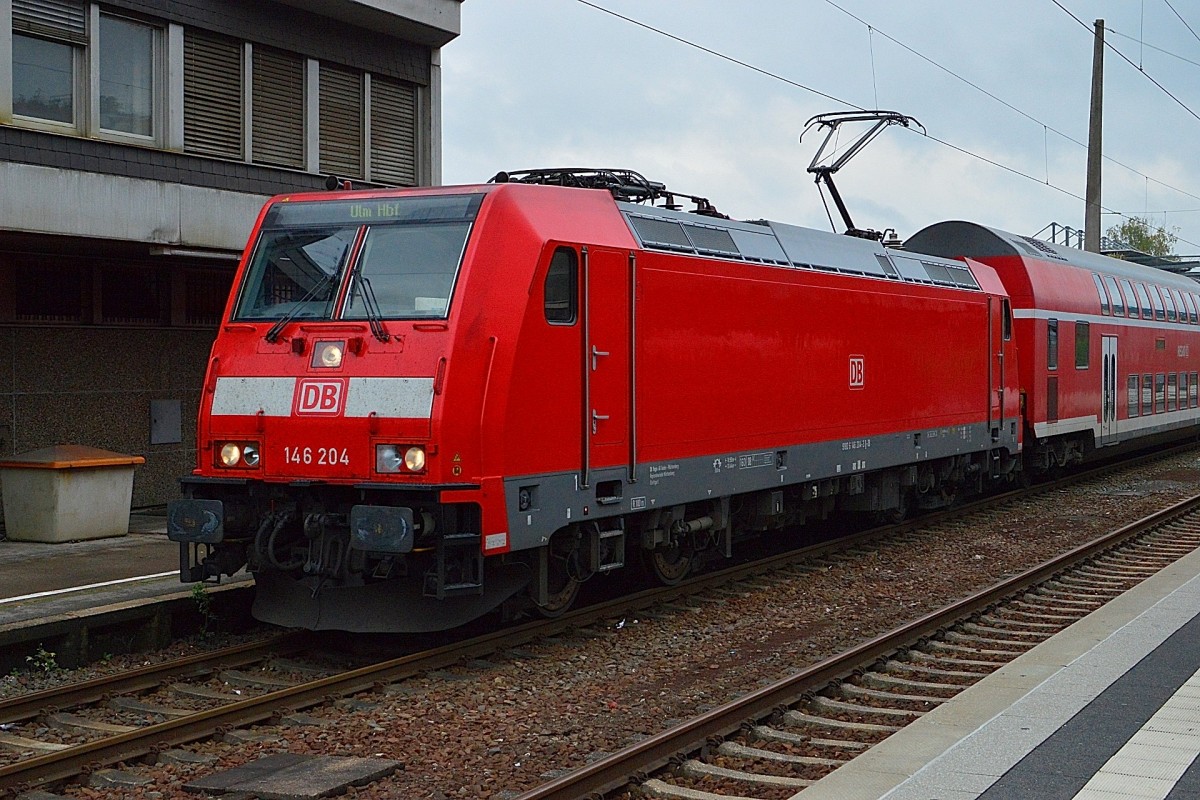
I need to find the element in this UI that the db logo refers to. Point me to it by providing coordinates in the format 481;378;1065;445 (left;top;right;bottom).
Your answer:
294;379;346;415
849;356;865;389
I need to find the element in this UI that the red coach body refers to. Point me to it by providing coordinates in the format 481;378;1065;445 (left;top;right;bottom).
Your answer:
908;222;1200;471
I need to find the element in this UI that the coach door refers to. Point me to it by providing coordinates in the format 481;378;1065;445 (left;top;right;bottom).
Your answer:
1100;336;1118;445
581;247;634;493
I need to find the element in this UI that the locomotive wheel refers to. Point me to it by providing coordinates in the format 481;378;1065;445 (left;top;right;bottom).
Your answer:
534;534;583;617
645;540;694;585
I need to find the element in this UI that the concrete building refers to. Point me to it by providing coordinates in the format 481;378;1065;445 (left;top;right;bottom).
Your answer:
0;0;460;508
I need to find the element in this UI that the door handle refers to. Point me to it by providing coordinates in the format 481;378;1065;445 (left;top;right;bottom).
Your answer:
592;409;609;434
591;345;609;371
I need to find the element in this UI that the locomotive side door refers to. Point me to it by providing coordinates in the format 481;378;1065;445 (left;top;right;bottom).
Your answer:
1100;335;1118;445
988;297;1006;437
582;247;633;491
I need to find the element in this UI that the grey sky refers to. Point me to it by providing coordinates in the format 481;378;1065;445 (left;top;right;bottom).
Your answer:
442;1;1200;252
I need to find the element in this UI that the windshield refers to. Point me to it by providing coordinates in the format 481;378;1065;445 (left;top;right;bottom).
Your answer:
232;194;482;322
234;227;355;321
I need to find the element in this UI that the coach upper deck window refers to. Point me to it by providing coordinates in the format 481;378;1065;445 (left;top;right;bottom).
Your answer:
1149;286;1167;321
1120;280;1140;318
1091;274;1110;315
1135;283;1155;319
544;248;578;325
1103;276;1124;316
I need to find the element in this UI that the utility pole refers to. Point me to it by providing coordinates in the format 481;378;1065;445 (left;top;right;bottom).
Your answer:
1084;19;1104;252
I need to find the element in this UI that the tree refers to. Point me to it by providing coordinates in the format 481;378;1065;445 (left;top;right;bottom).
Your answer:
1105;216;1179;257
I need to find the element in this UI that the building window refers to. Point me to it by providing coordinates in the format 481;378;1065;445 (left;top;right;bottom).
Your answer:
12;32;77;124
370;75;418;185
252;46;305;168
319;63;363;179
183;30;243;158
15;260;85;322
98;14;155;137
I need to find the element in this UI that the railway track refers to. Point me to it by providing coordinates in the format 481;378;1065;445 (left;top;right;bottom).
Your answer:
0;447;1195;797
512;493;1200;800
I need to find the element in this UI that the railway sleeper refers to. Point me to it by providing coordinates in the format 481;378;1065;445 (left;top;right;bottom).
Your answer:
960;621;1052;640
809;695;925;719
977;612;1063;630
782;710;900;733
749;724;869;752
718;740;845;767
923;640;1017;660
902;649;1005;669
1053;573;1134;590
0;731;69;753
943;630;1039;649
640;777;762;800
1008;599;1090;620
107;696;192;719
46;712;137;735
838;681;949;706
680;759;814;789
883;659;984;682
859;671;961;693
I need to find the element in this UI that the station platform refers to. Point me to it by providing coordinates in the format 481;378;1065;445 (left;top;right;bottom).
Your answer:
0;510;250;631
797;540;1200;800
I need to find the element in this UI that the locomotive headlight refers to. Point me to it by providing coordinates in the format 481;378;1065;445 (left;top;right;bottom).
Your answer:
241;443;261;467
220;443;241;467
217;441;261;469
404;446;426;472
376;444;403;473
312;340;345;369
375;444;426;474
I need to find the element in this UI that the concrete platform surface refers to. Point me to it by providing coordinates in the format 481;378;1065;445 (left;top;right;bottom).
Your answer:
792;539;1200;800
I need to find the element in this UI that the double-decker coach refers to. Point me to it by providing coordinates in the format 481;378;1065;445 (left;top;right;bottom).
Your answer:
908;221;1200;472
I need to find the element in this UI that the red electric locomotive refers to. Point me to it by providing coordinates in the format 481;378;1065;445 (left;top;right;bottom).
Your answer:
169;169;1031;632
908;222;1200;472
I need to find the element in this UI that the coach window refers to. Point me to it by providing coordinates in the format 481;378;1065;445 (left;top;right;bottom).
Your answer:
1091;274;1110;314
1120;280;1139;318
1143;374;1154;415
544;248;578;324
1103;276;1124;316
1128;376;1140;418
1180;373;1189;410
1142;286;1161;321
1168;374;1178;412
1156;373;1167;413
1047;319;1058;370
1074;322;1089;368
1162;289;1178;322
1137;281;1156;319
1002;299;1012;340
1191;372;1199;407
1181;290;1196;323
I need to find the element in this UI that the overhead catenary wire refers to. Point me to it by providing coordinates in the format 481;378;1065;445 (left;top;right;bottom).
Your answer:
573;0;1200;249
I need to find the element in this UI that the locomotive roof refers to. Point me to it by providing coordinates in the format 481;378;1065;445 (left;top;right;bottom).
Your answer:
616;201;982;291
906;220;1200;291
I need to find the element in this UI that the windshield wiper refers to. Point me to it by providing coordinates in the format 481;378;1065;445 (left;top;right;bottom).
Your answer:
264;271;338;343
358;277;391;342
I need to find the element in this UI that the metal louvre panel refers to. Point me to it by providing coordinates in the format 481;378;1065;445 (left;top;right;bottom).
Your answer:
252;47;305;169
318;64;363;178
184;31;243;159
369;76;417;186
13;0;87;44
